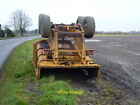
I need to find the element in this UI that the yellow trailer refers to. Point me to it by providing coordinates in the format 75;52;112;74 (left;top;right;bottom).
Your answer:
33;14;100;79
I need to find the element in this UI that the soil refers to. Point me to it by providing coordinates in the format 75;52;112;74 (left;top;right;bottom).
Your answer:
90;36;140;95
27;35;140;105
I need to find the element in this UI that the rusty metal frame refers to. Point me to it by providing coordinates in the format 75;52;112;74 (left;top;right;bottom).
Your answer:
33;24;100;79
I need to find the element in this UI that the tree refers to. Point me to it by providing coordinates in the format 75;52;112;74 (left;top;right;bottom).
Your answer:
4;26;15;37
10;10;32;36
0;24;5;37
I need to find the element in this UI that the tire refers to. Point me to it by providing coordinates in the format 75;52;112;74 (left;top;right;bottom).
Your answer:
77;16;95;38
76;16;85;25
39;14;51;38
35;68;40;80
87;69;98;79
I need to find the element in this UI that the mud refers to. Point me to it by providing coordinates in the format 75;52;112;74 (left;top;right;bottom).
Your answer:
38;35;140;104
28;35;140;105
36;68;139;105
87;36;140;91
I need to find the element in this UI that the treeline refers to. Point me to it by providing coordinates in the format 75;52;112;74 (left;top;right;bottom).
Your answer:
0;9;33;38
0;24;38;38
0;24;15;37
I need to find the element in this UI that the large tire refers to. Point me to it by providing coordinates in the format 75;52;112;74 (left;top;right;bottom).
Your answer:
77;16;95;38
39;14;51;38
76;16;85;25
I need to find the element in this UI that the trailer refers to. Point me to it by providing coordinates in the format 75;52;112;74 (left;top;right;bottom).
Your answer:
33;14;100;79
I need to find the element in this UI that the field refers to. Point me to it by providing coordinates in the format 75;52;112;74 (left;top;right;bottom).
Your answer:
96;33;140;37
0;35;140;105
91;35;140;84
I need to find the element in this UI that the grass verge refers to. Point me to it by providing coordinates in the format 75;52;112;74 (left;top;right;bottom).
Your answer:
0;38;6;40
96;34;140;37
0;39;83;105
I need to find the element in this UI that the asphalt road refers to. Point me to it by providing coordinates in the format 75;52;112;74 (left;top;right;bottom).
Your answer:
0;36;39;70
86;35;140;91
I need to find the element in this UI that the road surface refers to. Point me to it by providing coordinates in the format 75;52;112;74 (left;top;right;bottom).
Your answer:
0;36;39;70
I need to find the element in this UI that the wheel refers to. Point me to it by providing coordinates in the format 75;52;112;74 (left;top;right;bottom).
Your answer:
39;14;51;38
76;16;85;25
87;68;99;79
35;68;40;80
77;16;95;38
84;17;95;38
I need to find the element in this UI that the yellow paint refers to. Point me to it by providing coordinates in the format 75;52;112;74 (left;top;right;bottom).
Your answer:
33;25;101;79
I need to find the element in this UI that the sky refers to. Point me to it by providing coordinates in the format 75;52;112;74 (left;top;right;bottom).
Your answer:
0;0;140;32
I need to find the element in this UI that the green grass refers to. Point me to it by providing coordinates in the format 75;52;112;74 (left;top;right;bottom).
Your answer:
0;39;82;105
0;37;6;40
0;36;15;40
96;33;140;37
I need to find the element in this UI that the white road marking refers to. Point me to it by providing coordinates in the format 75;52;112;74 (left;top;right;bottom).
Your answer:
85;39;101;42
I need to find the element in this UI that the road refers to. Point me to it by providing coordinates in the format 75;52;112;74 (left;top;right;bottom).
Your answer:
0;36;39;70
86;35;140;91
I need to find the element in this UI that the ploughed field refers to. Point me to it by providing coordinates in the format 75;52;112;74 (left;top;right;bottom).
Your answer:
86;35;140;94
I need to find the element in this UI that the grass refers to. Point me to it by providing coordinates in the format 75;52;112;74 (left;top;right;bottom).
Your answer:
0;37;6;40
0;36;15;40
0;39;82;105
96;33;140;37
0;34;39;40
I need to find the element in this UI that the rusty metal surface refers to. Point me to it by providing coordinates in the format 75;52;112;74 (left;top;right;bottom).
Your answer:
33;24;100;79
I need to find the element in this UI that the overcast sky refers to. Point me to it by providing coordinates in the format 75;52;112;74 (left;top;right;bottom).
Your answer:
0;0;140;31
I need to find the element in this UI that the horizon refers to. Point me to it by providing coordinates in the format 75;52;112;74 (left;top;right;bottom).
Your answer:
0;0;140;32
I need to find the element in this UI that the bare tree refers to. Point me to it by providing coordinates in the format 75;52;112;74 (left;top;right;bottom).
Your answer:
10;10;32;36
